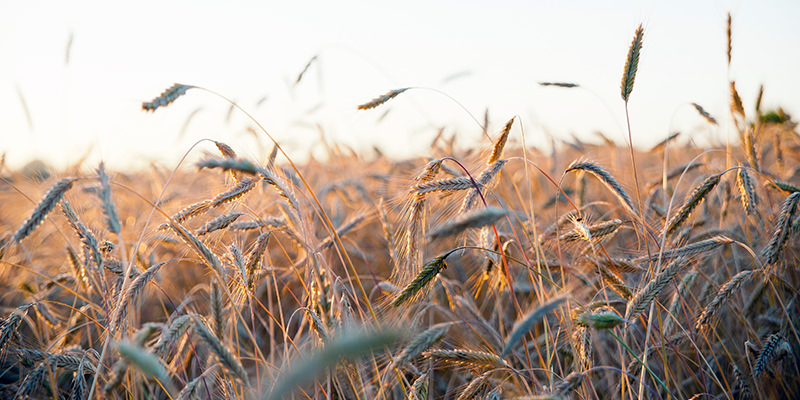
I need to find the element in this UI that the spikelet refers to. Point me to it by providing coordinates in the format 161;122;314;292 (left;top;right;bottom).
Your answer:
488;118;514;165
142;83;194;112
692;103;718;125
664;173;722;236
12;177;78;242
621;24;644;102
357;88;410;110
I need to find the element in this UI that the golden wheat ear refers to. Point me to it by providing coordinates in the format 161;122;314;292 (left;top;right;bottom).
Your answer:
142;83;195;112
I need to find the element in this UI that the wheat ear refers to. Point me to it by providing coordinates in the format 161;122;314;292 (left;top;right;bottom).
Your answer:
192;316;249;382
692;103;718;125
488;118;514;164
501;296;566;356
393;323;450;368
427;206;508;240
695;269;755;331
621;24;644;102
736;168;758;216
566;160;636;214
664;173;722;236
12;177;78;242
539;82;580;88
96;162;120;234
761;191;800;266
142;83;194;112
424;349;508;369
625;258;690;320
393;253;449;307
357;88;410;110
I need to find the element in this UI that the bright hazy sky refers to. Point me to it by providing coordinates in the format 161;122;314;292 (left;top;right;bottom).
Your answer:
1;0;798;170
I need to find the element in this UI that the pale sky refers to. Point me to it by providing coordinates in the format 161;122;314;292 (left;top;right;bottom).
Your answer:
1;0;798;170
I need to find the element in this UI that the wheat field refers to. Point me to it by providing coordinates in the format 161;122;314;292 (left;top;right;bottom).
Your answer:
0;17;798;400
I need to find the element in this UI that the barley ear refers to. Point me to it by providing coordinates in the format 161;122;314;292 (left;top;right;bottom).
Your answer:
621;24;644;102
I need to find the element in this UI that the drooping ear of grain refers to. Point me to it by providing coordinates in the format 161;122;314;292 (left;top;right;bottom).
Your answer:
142;83;194;112
357;88;410;110
566;160;636;214
625;258;690;320
620;24;644;102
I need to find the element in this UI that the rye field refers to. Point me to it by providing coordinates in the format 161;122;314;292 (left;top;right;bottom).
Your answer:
0;17;798;400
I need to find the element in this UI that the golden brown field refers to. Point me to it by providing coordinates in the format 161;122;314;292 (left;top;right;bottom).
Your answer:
1;20;799;400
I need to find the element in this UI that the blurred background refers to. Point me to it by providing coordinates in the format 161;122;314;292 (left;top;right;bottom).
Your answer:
1;0;798;170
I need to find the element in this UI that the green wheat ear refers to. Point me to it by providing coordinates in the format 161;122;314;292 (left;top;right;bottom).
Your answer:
621;24;644;102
